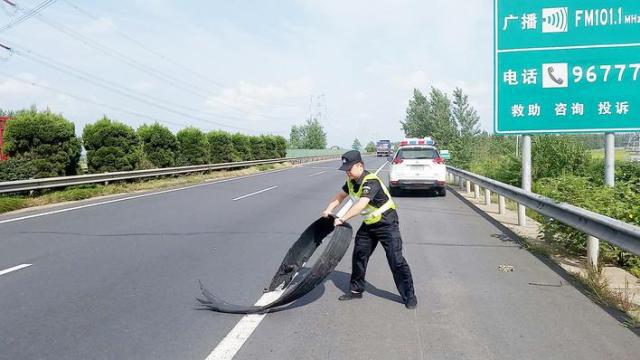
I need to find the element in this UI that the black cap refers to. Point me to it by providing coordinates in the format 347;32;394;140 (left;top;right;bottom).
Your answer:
339;150;363;171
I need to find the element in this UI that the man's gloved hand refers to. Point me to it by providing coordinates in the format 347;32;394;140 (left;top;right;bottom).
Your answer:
334;217;345;227
321;210;332;218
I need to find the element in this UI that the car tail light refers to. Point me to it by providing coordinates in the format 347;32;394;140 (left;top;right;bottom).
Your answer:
391;180;399;185
436;181;445;186
433;157;445;164
393;158;403;164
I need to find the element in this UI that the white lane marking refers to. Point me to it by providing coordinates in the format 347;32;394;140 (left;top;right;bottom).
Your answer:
204;160;389;360
0;157;346;225
204;289;284;360
308;170;327;177
232;186;278;201
0;263;32;277
0;168;297;226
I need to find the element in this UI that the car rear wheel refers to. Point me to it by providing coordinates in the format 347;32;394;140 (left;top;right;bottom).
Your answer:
437;187;446;197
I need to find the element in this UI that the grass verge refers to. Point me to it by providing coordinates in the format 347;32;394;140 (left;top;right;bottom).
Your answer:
0;162;292;215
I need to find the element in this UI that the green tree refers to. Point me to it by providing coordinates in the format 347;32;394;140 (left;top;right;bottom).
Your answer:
452;88;480;137
352;138;362;151
301;118;327;149
274;136;288;157
365;141;376;153
83;116;141;173
289;118;327;149
249;136;268;160
401;87;458;148
451;88;481;168
532;135;590;180
427;88;458;147
231;133;253;161
176;127;209;165
207;130;238;163
261;135;280;159
401;89;429;138
137;123;178;168
289;125;302;149
1;108;81;180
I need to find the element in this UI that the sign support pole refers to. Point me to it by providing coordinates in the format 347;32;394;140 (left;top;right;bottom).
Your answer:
588;133;616;269
518;135;531;226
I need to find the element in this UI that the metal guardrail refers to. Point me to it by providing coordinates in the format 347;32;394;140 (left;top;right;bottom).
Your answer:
447;166;640;256
0;155;340;195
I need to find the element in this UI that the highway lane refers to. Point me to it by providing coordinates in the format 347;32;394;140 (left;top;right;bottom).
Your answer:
0;157;387;360
232;170;640;360
1;155;639;359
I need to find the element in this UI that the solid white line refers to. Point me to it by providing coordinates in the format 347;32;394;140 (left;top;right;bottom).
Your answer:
0;157;347;226
497;42;640;53
204;290;284;360
0;263;32;277
308;170;327;177
232;186;278;201
204;160;389;360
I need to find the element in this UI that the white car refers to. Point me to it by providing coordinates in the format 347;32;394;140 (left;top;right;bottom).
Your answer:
388;145;447;196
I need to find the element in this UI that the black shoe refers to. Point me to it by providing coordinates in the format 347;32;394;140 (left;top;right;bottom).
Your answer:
405;297;418;309
338;292;363;301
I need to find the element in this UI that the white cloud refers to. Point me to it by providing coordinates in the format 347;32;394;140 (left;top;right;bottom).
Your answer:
129;81;154;92
0;73;47;97
391;70;429;91
354;91;367;101
80;16;117;34
205;77;313;122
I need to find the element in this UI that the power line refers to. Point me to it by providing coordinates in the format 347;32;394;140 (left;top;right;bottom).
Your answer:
0;0;56;32
61;0;306;111
0;70;197;130
4;1;302;120
34;13;300;121
0;42;282;133
1;41;286;133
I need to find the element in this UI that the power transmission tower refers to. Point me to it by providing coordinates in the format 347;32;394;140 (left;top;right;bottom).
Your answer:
308;94;326;122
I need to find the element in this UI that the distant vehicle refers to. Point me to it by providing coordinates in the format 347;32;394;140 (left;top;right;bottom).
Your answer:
388;138;446;196
376;139;392;157
0;116;10;161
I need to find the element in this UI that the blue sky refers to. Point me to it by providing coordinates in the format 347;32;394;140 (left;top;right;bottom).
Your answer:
0;0;493;147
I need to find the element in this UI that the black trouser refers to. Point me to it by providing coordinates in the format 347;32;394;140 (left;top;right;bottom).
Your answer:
349;211;416;303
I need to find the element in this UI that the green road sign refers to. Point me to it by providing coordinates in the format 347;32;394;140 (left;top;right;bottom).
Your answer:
494;0;640;134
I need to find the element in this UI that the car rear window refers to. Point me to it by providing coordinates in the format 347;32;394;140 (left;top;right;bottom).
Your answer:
397;148;438;160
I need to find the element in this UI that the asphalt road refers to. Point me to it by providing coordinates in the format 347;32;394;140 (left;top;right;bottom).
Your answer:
0;157;638;360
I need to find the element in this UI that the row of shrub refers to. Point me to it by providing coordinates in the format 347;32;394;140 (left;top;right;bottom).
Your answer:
462;134;640;277
0;109;287;181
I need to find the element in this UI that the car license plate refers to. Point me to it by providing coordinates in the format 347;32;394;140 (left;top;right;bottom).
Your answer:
410;165;424;171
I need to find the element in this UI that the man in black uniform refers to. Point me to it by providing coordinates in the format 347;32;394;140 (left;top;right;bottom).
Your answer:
322;150;417;309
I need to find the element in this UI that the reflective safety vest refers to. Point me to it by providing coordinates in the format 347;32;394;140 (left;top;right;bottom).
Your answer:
346;173;396;225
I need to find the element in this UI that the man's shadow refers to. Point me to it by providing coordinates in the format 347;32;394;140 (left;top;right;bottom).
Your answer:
278;269;403;311
328;270;404;303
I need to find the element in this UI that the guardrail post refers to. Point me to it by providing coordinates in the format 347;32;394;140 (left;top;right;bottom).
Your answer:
466;180;471;193
474;184;480;199
484;188;491;206
458;176;464;189
498;195;506;214
587;235;600;270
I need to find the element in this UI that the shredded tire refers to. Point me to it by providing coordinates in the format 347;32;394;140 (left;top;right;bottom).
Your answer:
197;217;353;314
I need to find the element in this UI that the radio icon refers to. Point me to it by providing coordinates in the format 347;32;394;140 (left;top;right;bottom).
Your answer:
542;7;568;33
